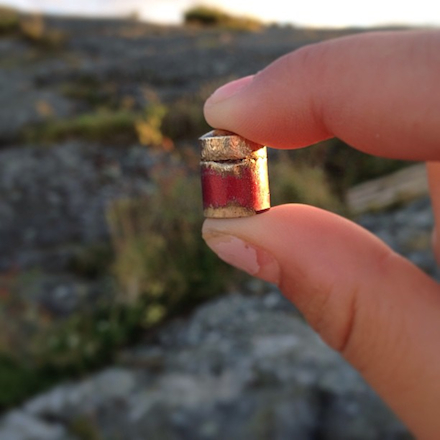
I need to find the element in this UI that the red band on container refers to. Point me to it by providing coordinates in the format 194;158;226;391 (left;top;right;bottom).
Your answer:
201;162;269;212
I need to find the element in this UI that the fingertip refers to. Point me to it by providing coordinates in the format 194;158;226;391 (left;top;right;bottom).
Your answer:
204;75;254;109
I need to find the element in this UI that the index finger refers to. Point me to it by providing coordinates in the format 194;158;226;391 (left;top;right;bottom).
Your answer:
204;30;440;161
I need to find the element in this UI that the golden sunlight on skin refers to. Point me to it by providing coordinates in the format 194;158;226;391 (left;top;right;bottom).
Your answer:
203;30;440;439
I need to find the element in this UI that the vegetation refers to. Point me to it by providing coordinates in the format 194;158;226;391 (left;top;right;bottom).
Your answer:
0;6;67;48
0;157;239;409
269;151;345;214
161;96;210;141
271;138;412;200
184;5;263;31
0;292;145;407
68;416;102;440
0;13;414;411
22;94;210;147
19;14;67;49
23;110;138;145
0;6;19;34
107;164;236;308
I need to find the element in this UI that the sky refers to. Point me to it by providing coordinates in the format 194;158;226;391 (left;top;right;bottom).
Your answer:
1;0;439;28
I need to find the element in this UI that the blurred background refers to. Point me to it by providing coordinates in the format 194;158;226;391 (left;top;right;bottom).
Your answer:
0;1;436;439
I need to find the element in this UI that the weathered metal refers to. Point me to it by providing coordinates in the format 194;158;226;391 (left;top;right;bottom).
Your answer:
200;130;270;218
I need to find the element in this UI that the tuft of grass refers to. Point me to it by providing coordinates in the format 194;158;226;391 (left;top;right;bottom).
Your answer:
270;152;345;213
0;158;241;409
184;5;263;31
0;6;20;34
322;138;412;191
269;138;412;200
20;96;207;148
23;110;139;145
107;165;237;309
0;288;145;408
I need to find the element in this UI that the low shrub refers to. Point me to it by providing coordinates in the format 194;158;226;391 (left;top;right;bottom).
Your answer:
107;164;237;309
21;102;174;147
269;138;412;199
0;159;241;408
0;6;19;35
184;5;263;32
270;151;345;213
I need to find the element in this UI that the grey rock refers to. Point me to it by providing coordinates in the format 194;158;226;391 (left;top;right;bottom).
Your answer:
0;71;73;143
0;141;157;272
0;411;71;440
358;196;436;276
0;293;412;440
25;368;137;419
0;15;431;440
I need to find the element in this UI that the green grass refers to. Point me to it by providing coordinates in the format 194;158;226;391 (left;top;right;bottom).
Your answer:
23;110;139;145
21;95;210;147
22;101;172;147
0;161;241;409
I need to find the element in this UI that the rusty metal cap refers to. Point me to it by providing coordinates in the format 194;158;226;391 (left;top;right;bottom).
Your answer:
199;129;264;161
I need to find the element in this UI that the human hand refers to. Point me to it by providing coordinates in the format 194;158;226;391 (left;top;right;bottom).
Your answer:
202;30;440;439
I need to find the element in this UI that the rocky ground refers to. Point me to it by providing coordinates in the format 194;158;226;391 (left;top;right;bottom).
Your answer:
0;13;433;440
0;290;413;440
0;193;438;440
2;194;433;439
0;16;368;311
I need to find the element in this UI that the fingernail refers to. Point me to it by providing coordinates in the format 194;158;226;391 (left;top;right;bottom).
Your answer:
206;75;254;106
203;233;280;285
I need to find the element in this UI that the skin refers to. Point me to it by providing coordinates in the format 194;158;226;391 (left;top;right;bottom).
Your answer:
202;30;440;439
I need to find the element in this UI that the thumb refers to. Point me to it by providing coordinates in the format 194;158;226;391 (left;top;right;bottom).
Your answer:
202;205;440;438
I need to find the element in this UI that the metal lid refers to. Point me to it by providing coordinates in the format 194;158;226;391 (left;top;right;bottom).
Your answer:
199;129;264;161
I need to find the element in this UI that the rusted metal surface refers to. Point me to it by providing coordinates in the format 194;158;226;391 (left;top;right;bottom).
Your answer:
200;130;270;218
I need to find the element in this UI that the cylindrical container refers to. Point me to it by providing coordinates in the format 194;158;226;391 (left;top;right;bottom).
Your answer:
200;129;270;218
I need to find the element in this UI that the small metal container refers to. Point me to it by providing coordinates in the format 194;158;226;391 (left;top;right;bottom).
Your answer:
200;129;270;218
